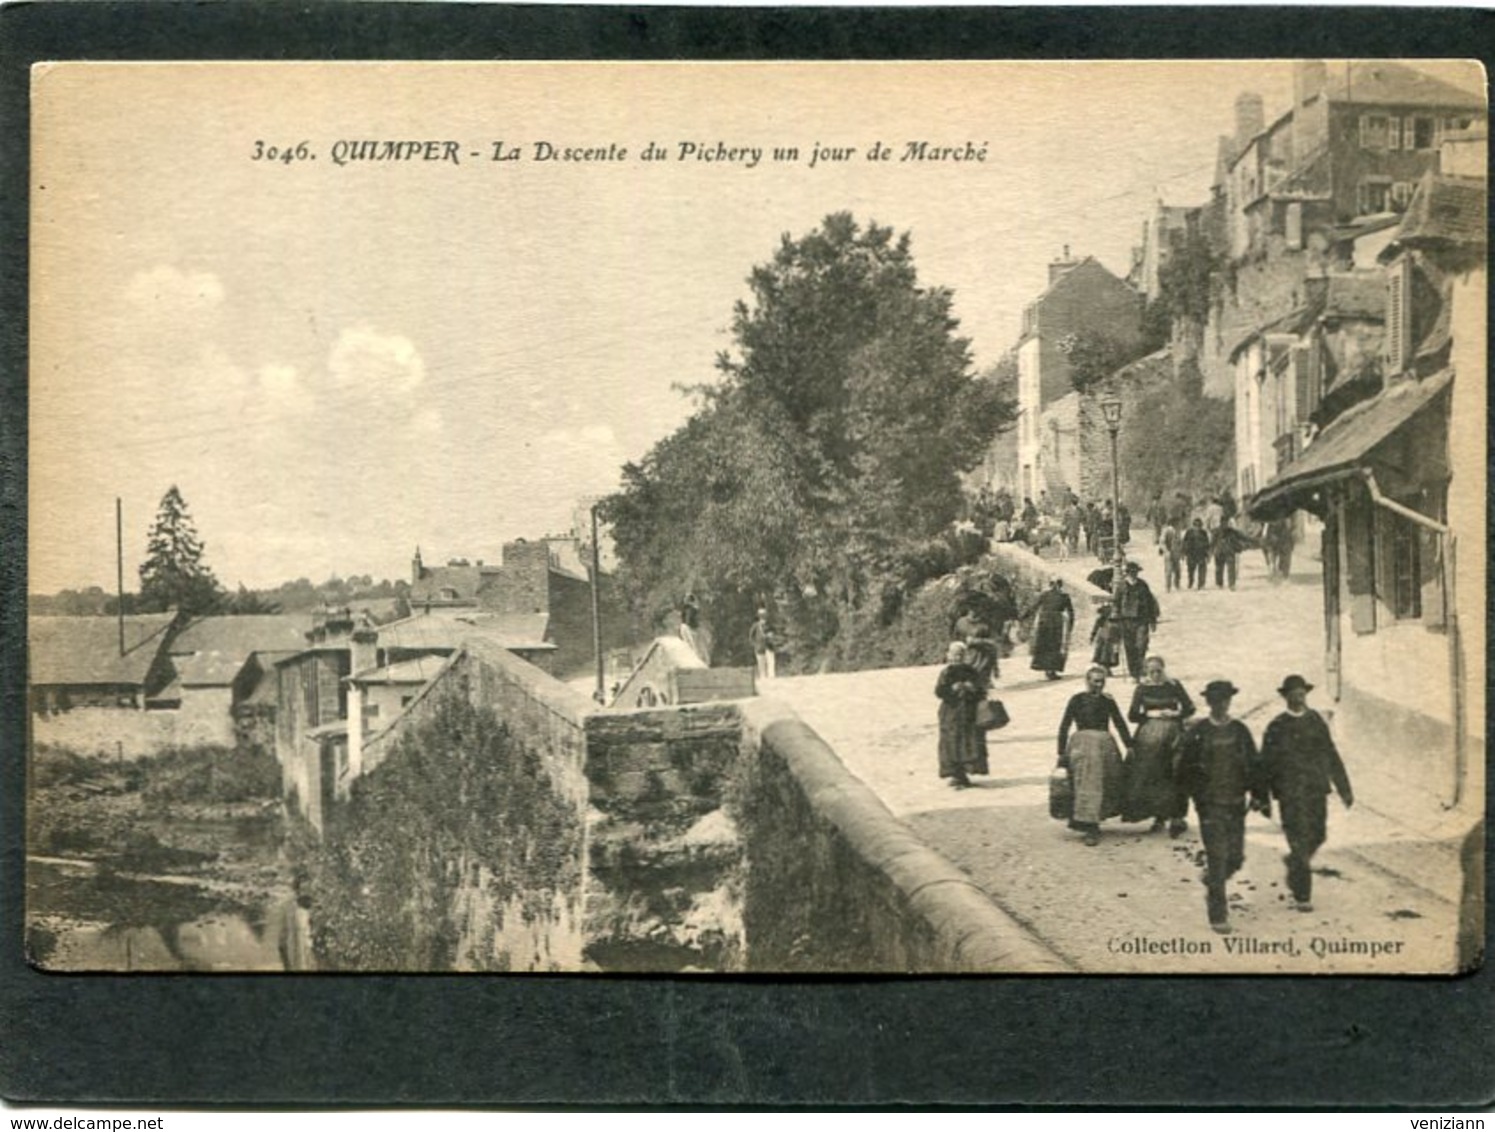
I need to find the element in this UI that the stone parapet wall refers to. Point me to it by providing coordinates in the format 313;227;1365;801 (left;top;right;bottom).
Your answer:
734;698;1071;973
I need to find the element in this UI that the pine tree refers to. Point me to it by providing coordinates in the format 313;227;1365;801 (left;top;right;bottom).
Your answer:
138;485;223;615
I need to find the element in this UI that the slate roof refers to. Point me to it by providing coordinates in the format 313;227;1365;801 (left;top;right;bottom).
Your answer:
1249;370;1453;520
28;613;176;687
375;611;553;653
169;615;309;657
1389;174;1488;250
349;656;448;685
1323;62;1485;110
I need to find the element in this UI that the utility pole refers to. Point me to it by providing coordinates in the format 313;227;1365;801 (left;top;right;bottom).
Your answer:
116;497;125;656
589;502;604;704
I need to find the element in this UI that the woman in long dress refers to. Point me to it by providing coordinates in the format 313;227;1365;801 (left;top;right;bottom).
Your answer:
1056;664;1133;845
1026;577;1074;680
936;642;988;789
1122;655;1196;834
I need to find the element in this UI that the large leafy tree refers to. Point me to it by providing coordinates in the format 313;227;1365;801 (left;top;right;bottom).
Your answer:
603;213;1010;667
138;485;224;616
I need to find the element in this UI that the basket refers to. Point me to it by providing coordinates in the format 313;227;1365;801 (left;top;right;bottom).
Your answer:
1049;767;1074;821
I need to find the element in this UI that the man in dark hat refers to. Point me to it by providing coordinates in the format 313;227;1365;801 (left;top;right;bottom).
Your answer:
1176;680;1267;934
1112;560;1160;681
1260;675;1353;912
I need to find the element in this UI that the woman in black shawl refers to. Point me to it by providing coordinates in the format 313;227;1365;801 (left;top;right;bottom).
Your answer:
936;642;989;788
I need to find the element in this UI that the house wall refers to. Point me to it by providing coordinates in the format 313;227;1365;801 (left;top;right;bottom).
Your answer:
31;704;235;758
1016;336;1042;500
175;686;235;746
1446;267;1486;752
490;540;552;616
1033;264;1143;405
1327;104;1480;223
1038;393;1082;496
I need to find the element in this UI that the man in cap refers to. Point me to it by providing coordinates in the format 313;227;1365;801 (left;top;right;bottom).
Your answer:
1112;560;1160;681
1260;674;1353;912
1176;679;1267;934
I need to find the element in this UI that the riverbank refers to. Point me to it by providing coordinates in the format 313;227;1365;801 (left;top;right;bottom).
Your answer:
26;743;299;971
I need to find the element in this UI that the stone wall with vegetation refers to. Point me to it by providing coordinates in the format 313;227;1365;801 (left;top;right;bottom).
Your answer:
297;636;1062;973
302;642;592;971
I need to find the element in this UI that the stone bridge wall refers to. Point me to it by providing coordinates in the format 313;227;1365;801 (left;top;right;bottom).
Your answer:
305;635;1065;973
734;699;1070;973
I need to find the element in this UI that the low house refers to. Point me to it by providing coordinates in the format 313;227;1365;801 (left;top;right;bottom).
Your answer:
28;613;176;713
165;615;309;745
276;604;557;830
1248;165;1484;814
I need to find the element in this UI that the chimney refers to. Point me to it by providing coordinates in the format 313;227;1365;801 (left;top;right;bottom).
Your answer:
1234;92;1265;151
1294;60;1327;108
1048;245;1079;284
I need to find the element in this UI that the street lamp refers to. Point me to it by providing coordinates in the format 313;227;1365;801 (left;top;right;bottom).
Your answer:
1099;388;1124;590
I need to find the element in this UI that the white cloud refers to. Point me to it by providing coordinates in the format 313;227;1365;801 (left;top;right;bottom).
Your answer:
328;325;424;395
124;265;224;313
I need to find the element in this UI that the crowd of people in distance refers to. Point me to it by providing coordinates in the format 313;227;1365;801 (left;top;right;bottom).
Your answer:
968;484;1297;595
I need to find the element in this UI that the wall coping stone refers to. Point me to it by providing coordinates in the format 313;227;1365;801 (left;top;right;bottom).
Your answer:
740;698;1073;973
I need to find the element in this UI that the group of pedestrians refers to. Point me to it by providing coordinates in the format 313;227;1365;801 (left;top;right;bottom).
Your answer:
1053;665;1353;934
1149;488;1266;593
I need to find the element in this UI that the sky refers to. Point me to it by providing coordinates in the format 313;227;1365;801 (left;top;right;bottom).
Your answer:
26;60;1481;592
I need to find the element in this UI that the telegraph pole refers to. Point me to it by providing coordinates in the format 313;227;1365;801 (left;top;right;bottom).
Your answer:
589;502;604;704
116;497;126;656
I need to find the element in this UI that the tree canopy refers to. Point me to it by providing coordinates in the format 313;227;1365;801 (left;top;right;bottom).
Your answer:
138;486;224;617
601;213;1011;667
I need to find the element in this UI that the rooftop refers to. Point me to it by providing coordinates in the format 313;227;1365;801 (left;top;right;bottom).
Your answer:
28;613;176;687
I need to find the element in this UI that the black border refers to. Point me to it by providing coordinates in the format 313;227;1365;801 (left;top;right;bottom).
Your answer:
1;5;1491;1108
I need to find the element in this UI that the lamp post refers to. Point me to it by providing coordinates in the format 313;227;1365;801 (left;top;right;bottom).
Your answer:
1099;389;1124;591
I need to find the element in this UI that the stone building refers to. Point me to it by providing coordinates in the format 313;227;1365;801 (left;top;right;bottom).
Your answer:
1202;60;1484;397
1006;250;1143;500
1249;163;1485;815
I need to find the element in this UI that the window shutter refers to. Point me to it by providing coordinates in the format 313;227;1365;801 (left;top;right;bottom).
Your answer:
1294;345;1314;420
1386;257;1411;375
1404;116;1417;148
1359;115;1370;148
1344;487;1377;634
1388;117;1401;150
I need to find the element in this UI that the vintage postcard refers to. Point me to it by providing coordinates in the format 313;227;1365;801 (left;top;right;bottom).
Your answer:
26;59;1486;975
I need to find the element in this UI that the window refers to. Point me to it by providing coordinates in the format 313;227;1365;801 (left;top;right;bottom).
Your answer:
1409;116;1436;150
1390;181;1416;210
1356;178;1391;215
1359;115;1388;149
1387;117;1401;150
1375;507;1423;620
401;694;415;708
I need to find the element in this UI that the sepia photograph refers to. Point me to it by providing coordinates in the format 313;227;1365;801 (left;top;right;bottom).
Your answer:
26;58;1486;976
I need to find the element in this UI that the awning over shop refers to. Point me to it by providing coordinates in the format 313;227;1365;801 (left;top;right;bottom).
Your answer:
1248;370;1452;521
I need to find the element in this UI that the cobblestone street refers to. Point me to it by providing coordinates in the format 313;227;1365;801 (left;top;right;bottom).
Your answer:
768;547;1466;973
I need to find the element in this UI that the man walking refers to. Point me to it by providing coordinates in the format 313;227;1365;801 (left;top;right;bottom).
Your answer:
1113;561;1159;680
749;608;777;680
1176;680;1266;934
1260;675;1353;912
1182;518;1211;590
1158;520;1182;593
